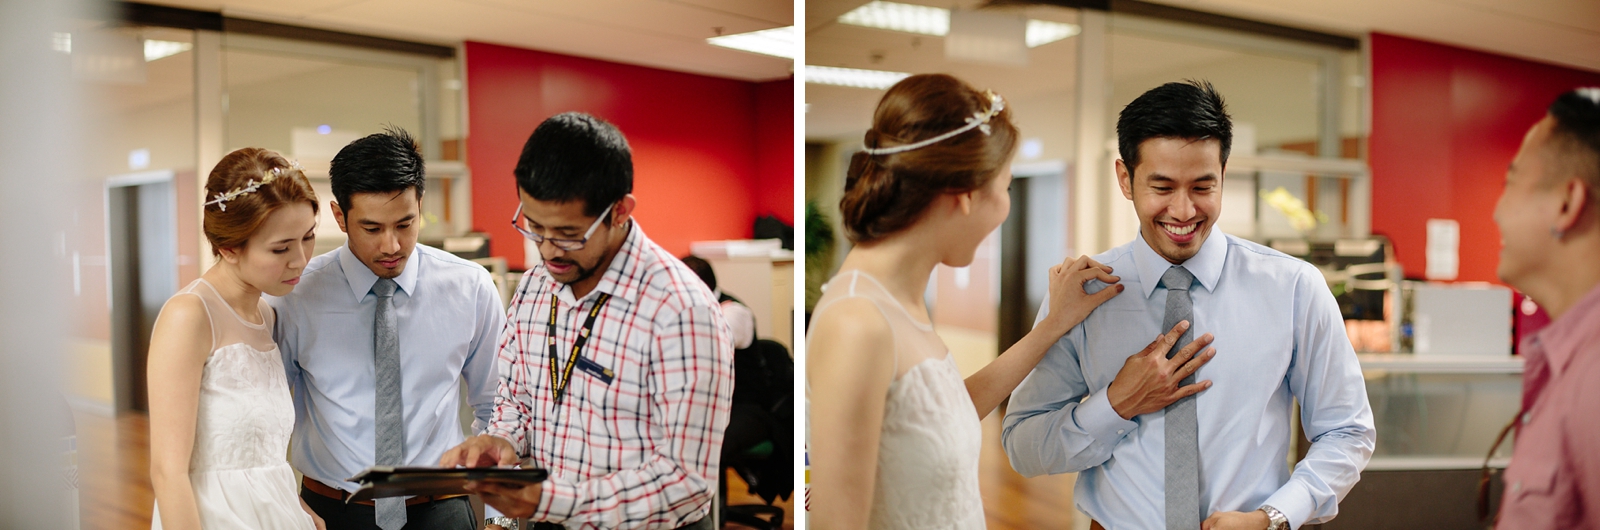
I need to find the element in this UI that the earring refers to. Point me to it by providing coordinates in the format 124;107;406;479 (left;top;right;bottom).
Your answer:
1551;227;1565;240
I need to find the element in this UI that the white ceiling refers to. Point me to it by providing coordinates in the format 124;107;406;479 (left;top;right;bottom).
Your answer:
139;0;795;82
805;0;1082;140
1146;0;1600;74
76;27;197;117
805;0;1600;141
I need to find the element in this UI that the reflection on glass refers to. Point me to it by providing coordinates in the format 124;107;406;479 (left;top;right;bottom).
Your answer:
223;47;434;252
1108;29;1322;157
1365;372;1518;460
223;49;421;156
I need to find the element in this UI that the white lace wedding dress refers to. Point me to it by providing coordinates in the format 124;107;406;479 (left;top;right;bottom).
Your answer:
151;279;315;529
809;270;986;529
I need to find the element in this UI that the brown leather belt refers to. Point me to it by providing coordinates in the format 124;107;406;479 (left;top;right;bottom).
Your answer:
302;476;467;507
1090;521;1106;530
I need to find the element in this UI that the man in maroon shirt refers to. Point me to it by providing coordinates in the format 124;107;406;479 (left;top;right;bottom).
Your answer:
1492;88;1600;528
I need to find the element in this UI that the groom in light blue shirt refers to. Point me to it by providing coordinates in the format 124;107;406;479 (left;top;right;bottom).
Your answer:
1003;81;1375;530
270;128;502;530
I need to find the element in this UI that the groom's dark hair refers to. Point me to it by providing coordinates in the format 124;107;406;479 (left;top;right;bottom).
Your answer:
1117;79;1232;176
329;126;426;214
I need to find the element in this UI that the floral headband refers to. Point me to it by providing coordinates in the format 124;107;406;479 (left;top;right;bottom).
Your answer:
203;161;304;212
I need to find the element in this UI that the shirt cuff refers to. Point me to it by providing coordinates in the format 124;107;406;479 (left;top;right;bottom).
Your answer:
484;426;524;457
532;474;576;523
1073;389;1139;443
1261;481;1315;528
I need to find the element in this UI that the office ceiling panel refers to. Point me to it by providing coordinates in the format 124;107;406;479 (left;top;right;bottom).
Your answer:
1150;0;1600;72
141;0;794;81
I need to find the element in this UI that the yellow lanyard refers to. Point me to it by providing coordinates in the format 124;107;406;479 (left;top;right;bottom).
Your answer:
546;292;610;404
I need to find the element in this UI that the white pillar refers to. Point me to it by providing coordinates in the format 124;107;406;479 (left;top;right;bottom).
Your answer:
1072;9;1113;256
195;30;224;272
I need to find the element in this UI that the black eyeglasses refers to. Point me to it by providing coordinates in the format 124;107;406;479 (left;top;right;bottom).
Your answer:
511;202;614;251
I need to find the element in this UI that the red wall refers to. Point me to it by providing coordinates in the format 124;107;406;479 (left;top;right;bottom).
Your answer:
1370;33;1600;283
464;41;793;269
756;78;794;225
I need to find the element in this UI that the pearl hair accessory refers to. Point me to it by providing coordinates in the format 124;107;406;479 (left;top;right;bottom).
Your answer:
862;90;1005;156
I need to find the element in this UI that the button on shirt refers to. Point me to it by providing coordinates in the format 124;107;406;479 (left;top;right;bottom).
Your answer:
1002;231;1376;529
270;244;503;492
1497;284;1600;529
488;223;734;529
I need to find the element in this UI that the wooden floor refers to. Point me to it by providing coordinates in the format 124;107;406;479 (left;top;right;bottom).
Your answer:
72;411;793;530
976;408;1083;530
941;325;1084;530
76;411;155;529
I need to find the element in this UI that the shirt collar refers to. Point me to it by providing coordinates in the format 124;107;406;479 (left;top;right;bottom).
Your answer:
1535;282;1600;376
1131;228;1228;299
539;221;648;305
338;243;420;301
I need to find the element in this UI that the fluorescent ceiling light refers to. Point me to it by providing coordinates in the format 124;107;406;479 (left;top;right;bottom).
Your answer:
839;1;948;36
144;39;191;62
708;26;795;59
1026;19;1080;47
805;65;911;90
838;1;1080;48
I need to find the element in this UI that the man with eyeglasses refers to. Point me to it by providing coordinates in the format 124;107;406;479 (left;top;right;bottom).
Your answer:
268;128;504;530
440;112;735;530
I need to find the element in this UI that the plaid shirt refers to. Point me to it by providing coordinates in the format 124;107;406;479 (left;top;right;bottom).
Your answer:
487;222;734;529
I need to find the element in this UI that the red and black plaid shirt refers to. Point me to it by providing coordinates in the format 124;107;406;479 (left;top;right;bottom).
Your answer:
487;222;734;529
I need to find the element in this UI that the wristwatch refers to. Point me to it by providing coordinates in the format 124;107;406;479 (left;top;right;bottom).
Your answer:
485;516;519;530
1259;505;1289;530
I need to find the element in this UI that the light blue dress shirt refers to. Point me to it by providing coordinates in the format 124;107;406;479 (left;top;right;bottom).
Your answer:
1002;231;1375;529
270;243;503;492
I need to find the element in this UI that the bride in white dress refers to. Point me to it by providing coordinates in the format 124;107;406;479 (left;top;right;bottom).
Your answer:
147;148;324;529
807;74;1132;529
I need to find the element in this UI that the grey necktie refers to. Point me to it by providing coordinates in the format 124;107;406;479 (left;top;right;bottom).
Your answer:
1161;266;1200;530
372;278;406;530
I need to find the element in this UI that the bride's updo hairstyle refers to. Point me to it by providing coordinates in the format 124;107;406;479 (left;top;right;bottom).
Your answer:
841;73;1018;244
202;147;319;257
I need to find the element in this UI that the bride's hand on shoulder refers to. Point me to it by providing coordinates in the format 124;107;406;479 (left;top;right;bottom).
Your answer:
1040;255;1122;336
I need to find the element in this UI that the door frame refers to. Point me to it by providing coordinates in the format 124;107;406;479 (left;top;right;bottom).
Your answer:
104;169;178;413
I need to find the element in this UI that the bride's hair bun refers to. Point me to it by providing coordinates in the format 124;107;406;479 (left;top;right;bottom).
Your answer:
840;74;1018;244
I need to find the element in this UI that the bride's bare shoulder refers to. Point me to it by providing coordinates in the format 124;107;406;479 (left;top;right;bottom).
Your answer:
149;293;214;363
807;296;895;375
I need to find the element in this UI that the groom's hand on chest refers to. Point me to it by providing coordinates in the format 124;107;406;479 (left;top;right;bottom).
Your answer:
1105;320;1217;420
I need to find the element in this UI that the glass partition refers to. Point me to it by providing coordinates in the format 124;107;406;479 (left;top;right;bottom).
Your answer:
1105;14;1367;243
72;23;199;414
222;37;465;254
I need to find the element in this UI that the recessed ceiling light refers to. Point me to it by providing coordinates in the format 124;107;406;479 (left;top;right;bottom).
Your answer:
52;32;71;54
708;26;795;59
804;65;911;90
838;1;1080;48
144;40;191;62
